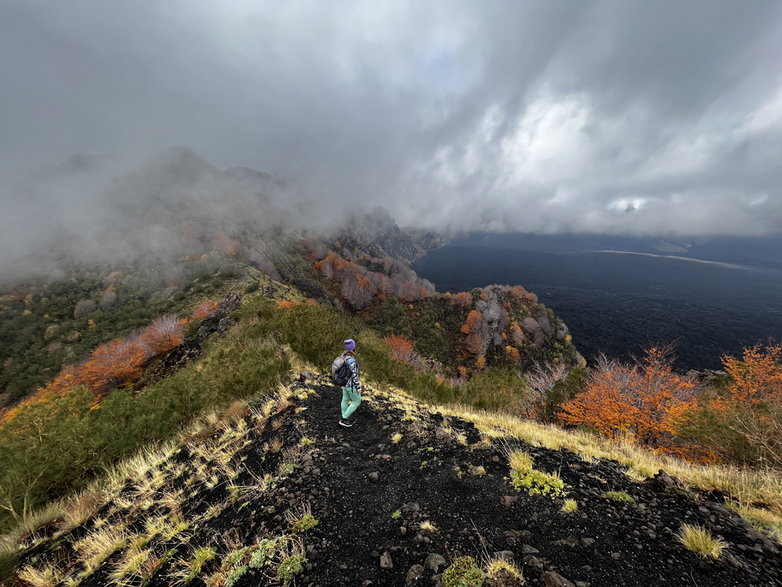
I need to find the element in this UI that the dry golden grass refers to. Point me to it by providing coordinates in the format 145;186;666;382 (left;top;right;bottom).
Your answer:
419;520;437;533
75;524;128;571
16;563;63;587
110;542;154;584
61;487;107;531
441;404;782;521
678;523;727;559
484;556;524;586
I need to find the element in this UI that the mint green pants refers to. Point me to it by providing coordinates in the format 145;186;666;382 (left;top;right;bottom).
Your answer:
341;387;362;419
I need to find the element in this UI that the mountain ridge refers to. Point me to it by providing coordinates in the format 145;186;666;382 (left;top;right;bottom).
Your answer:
6;374;780;586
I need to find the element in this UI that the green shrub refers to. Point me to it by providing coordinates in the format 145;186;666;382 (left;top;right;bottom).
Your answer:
457;368;525;413
442;556;485;587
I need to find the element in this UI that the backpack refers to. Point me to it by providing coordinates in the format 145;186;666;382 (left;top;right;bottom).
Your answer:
331;354;352;386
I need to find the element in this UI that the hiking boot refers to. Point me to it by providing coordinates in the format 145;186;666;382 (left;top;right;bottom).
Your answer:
339;418;354;427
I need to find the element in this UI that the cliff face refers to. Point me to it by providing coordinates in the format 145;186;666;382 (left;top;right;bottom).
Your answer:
10;375;780;587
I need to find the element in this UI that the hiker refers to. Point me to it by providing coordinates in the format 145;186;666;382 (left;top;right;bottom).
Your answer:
338;338;363;427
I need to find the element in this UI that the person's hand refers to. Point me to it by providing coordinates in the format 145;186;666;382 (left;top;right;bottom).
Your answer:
358;387;363;395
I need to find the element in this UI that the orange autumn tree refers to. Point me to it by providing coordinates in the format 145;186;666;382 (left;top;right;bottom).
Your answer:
722;343;782;403
385;335;414;362
383;335;428;371
560;347;697;452
679;343;782;467
461;310;486;357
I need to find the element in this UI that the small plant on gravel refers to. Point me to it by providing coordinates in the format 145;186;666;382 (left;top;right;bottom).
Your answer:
286;503;318;533
678;524;727;559
249;538;282;569
442;556;485;587
601;491;635;503
391;509;402;520
420;520;437;532
472;465;487;476
391;432;403;443
279;462;297;476
507;451;566;498
484;557;524;586
299;436;314;446
276;539;307;586
225;564;249;587
561;499;578;513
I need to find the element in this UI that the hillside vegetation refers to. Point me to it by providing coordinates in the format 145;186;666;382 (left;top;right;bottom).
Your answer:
1;278;781;585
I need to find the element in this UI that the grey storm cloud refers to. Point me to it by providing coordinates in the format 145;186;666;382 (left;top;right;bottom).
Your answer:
2;0;782;251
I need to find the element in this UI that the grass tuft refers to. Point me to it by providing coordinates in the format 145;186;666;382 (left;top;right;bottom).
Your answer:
75;524;128;571
484;556;524;585
678;523;727;559
419;520;437;533
561;499;578;513
179;546;217;583
505;449;566;498
602;491;635;503
16;563;63;587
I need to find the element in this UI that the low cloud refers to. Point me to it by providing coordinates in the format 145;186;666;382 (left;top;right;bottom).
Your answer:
2;0;782;279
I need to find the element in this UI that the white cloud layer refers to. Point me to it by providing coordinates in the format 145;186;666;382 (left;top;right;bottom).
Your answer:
2;0;782;237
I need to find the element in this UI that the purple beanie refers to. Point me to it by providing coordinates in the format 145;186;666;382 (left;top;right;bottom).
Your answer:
344;338;356;352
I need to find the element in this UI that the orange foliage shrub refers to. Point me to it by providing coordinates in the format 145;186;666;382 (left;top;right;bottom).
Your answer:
451;291;472;309
140;316;185;356
505;346;521;362
276;300;301;310
680;343;782;466
190;301;218;321
722;343;782;403
461;310;483;334
384;335;415;362
560;347;697;452
475;355;487;370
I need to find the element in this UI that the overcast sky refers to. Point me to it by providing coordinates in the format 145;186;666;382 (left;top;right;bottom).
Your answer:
2;0;782;238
